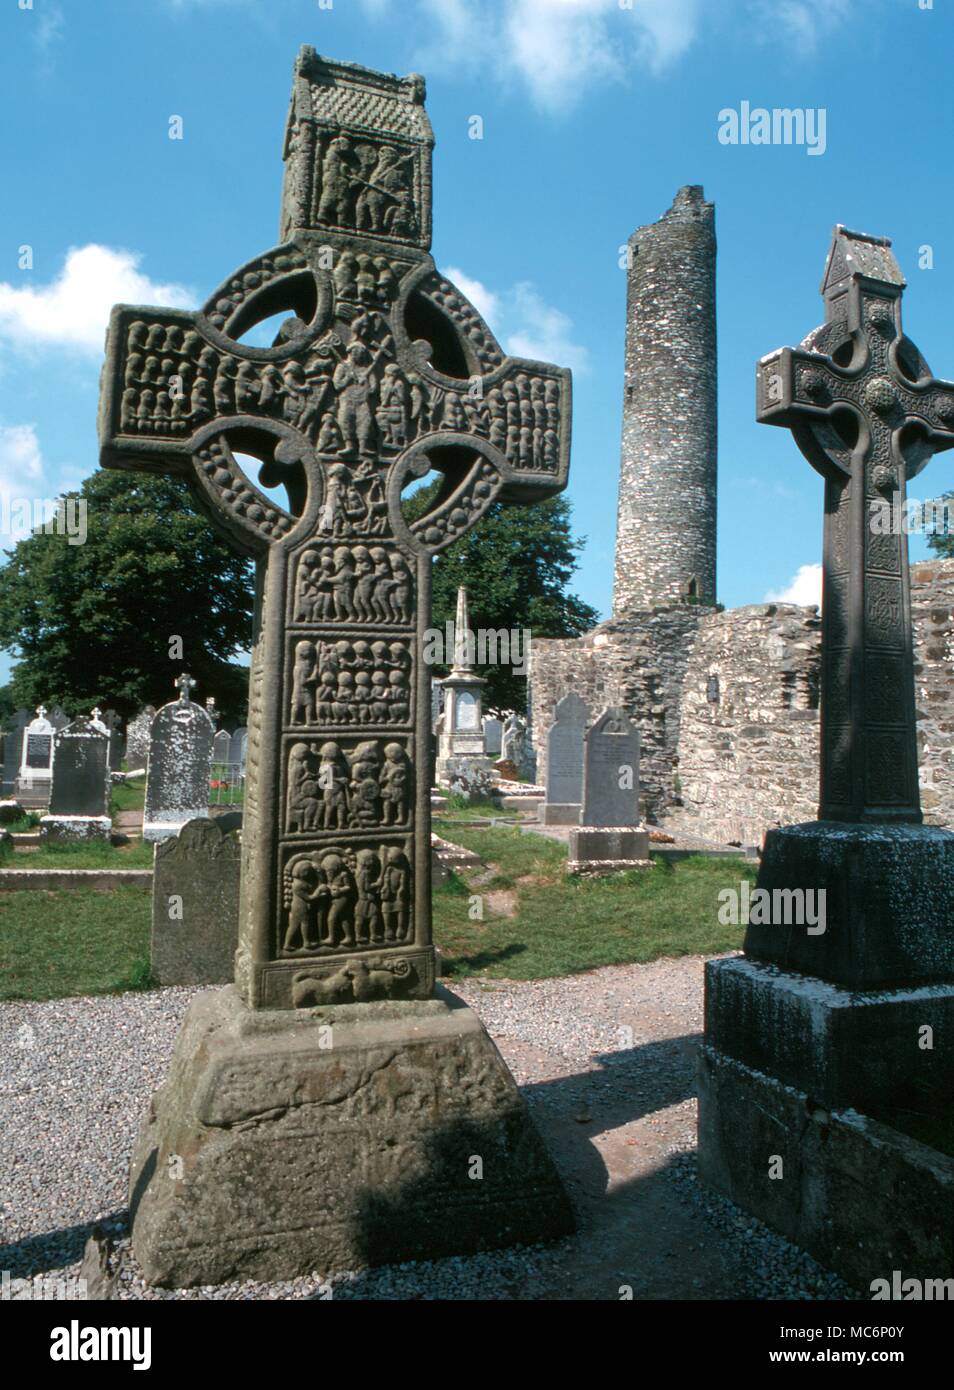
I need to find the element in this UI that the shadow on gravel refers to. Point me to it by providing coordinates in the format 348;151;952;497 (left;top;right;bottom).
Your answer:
1;1211;127;1280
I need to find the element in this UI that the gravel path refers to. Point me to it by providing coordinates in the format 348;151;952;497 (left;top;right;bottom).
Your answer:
0;959;858;1300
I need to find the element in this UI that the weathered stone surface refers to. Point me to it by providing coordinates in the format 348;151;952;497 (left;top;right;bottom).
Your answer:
614;186;717;615
99;49;571;1011
697;1045;954;1293
151;815;242;986
125;707;155;771
543;692;588;817
745;820;954;989
48;717;111;818
41;716;112;842
18;706;54;785
129;984;574;1287
142;677;214;843
482;716;502;756
705;956;954;1112
100;47;574;1286
567;826;651;875
0;711;29;793
580;706;640;828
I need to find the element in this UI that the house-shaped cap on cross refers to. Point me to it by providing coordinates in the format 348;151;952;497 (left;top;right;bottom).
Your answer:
757;226;954;824
96;48;572;1010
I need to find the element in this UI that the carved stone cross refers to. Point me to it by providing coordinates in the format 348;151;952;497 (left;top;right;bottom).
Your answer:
174;673;197;702
99;48;570;1008
757;226;954;823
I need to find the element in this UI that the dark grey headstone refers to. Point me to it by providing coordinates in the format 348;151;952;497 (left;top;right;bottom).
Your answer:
545;693;589;805
483;717;503;756
48;718;111;817
103;709;124;772
152;814;242;985
581;707;641;827
49;706;70;732
143;688;215;842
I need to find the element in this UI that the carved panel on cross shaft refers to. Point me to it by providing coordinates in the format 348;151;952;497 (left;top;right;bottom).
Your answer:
285;735;412;834
823;648;851;727
288;635;412;728
866;732;909;805
825;573;850;648
281;839;413;954
293;543;414;625
824;725;852;807
865;577;905;649
864;653;905;722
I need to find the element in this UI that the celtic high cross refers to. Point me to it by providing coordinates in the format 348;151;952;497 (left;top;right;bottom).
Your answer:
98;48;571;1007
757;226;954;823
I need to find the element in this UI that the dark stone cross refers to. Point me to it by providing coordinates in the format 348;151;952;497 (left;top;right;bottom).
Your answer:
757;226;954;823
98;48;570;1008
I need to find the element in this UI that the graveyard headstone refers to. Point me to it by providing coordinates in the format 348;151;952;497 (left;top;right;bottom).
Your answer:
142;674;215;842
41;715;112;841
542;692;588;824
125;707;155;771
212;729;232;765
229;726;248;772
151;814;242;985
1;709;29;794
483;716;503;757
568;707;649;874
18;706;54;788
101;47;573;1285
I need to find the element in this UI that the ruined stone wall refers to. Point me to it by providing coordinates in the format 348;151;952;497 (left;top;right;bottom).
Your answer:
528;607;705;824
613;186;717;615
912;560;954;825
662;604;821;846
528;559;954;845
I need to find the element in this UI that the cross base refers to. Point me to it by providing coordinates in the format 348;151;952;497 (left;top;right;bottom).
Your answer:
128;984;574;1287
743;820;954;989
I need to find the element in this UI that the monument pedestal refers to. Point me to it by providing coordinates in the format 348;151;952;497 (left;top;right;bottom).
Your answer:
39;814;111;843
129;985;574;1287
567;825;651;875
700;821;954;1291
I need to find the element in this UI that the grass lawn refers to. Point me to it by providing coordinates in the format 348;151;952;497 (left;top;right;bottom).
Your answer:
1;839;154;870
433;825;755;981
432;793;521;826
111;776;146;814
0;886;151;1000
0;823;754;1002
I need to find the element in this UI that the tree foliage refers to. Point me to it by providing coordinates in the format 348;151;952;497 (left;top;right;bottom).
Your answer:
404;482;597;712
0;471;255;722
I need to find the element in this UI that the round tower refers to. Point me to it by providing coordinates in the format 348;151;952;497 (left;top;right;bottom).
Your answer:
613;185;717;615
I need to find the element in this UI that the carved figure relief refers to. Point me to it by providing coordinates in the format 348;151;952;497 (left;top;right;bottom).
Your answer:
285;737;412;833
289;636;411;728
282;843;412;952
294;544;413;624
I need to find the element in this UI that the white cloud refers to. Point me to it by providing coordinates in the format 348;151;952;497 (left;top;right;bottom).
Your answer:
765;563;822;607
441;266;588;372
0;424;45;543
748;0;854;55
441;267;500;326
0;246;193;354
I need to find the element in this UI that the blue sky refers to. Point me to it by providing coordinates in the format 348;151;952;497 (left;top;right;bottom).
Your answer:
1;0;953;685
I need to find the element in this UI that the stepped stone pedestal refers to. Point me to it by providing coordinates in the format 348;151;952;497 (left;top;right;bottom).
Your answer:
129;985;574;1287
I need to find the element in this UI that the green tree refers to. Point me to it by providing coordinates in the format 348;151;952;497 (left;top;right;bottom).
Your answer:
0;472;255;723
404;483;597;712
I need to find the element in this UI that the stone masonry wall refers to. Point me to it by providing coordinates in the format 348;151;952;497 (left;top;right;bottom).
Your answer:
528;559;954;846
529;607;705;825
613;186;717;615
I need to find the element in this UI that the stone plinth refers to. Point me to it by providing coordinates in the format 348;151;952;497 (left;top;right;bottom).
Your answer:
697;1044;954;1293
745;821;954;990
567;826;651;875
39;815;112;843
129;985;574;1287
540;802;580;826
